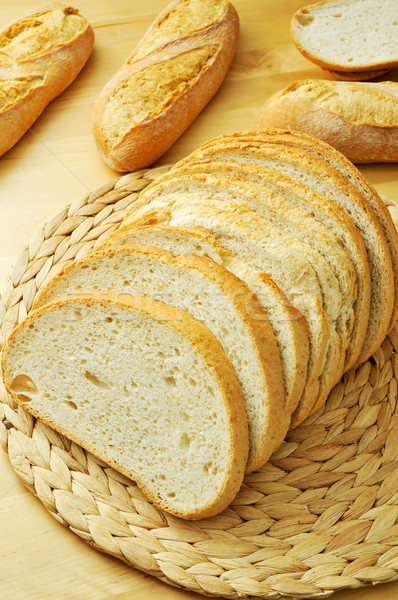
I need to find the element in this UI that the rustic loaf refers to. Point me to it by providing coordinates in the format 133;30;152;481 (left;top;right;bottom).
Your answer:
291;0;398;72
33;244;286;473
260;80;398;163
0;3;94;157
93;0;239;172
1;294;248;519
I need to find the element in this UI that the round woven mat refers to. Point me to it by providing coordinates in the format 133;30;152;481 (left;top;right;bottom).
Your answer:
2;167;398;600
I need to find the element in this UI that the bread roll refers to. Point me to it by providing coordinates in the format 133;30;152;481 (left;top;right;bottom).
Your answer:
93;0;239;172
260;80;398;163
0;3;94;157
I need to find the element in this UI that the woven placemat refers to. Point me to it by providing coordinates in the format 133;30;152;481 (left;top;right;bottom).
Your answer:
1;167;398;599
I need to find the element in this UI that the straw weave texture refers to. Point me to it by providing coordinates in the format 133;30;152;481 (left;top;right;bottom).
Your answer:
1;168;398;599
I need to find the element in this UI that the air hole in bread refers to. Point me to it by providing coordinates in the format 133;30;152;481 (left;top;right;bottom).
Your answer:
17;393;32;403
333;13;342;17
164;375;176;386
104;316;113;323
84;370;110;389
62;400;78;410
10;374;37;393
72;309;83;320
167;492;176;498
297;12;314;26
179;432;190;450
123;280;130;287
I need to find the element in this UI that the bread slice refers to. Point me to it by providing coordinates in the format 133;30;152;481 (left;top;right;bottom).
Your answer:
165;158;370;371
33;245;285;473
1;294;248;519
138;167;356;344
237;128;398;333
291;0;398;72
103;223;309;418
122;196;331;426
174;137;393;364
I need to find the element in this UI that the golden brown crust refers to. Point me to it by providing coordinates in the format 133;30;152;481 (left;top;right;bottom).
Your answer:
1;293;249;519
325;68;391;81
0;3;94;156
93;1;239;172
259;80;398;163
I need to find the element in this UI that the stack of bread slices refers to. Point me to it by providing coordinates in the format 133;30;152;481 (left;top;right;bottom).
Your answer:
3;129;398;519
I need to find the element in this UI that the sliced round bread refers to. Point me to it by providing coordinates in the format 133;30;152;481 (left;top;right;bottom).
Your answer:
103;223;310;418
33;245;286;473
172;138;393;364
1;294;248;519
239;128;398;332
123;195;331;426
162;154;370;369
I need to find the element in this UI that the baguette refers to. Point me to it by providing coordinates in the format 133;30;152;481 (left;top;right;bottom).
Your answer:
1;294;248;519
260;80;398;163
0;3;94;157
291;0;398;72
93;0;239;172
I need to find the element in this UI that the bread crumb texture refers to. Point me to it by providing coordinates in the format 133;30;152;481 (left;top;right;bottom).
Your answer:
280;80;398;126
102;46;218;150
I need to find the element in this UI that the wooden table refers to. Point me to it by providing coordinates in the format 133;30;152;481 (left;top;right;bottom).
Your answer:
1;1;398;598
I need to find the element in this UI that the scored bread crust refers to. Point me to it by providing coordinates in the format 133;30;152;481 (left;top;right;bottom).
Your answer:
177;136;393;363
102;223;310;418
33;244;286;473
239;128;398;333
291;0;398;73
93;1;239;172
259;81;398;163
158;159;369;371
1;293;249;519
0;3;94;157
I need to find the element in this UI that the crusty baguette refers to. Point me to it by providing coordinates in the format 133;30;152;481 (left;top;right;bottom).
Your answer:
260;80;398;163
93;0;239;172
291;0;398;72
1;294;248;519
0;3;94;157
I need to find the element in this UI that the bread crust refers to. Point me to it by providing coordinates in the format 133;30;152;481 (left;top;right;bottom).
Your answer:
291;0;398;72
93;1;239;172
0;3;94;157
259;80;398;163
1;293;248;519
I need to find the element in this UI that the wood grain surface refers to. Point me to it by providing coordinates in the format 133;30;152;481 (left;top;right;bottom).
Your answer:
1;1;398;599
